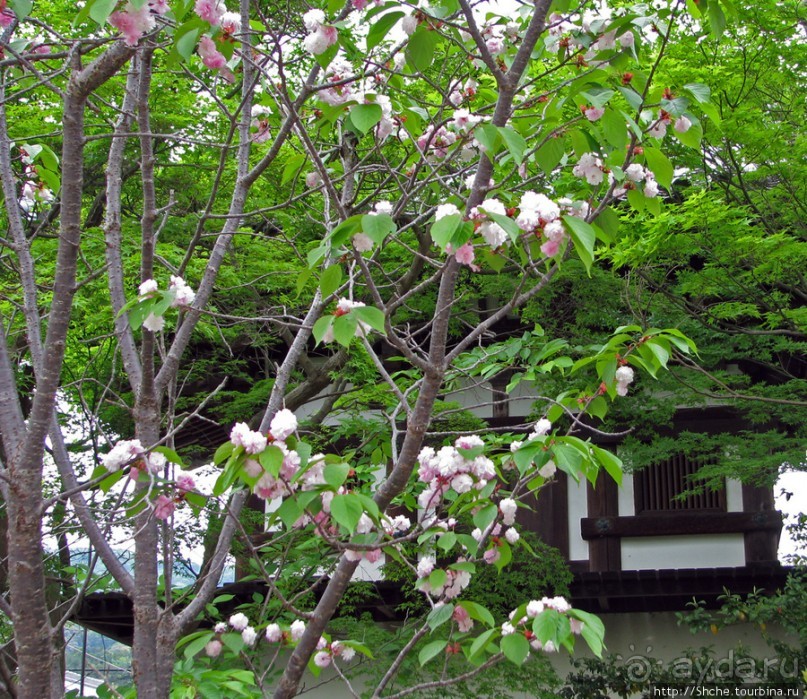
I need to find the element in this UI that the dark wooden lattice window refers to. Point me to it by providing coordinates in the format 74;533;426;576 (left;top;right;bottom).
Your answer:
634;454;726;513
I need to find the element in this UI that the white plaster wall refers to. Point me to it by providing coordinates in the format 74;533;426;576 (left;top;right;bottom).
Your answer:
621;534;746;570
618;473;636;516
567;476;590;561
443;381;495;418
726;478;743;512
507;379;543;418
549;612;794;681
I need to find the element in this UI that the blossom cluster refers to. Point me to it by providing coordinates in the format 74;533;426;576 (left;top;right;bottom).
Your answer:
353;200;392;252
17;147;55;212
108;1;166;47
103;439;146;472
203;613;357;667
302;9;338;55
416;125;457;160
101;438;196;520
416;435;495;510
229;409;305;502
137;276;197;332
321;298;369;343
415;554;472;599
319;57;355;106
197;36;233;82
615;365;634;396
501;596;583;653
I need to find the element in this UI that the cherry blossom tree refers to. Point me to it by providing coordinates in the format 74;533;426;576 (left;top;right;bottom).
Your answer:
0;0;726;696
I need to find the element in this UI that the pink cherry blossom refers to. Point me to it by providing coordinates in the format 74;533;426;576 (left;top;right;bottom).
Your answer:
176;474;195;492
452;605;474;632
269;408;297;441
583;105;605;122
483;547;501;564
674;115;692;133
453;242;476;268
205;640;223;657
194;0;224;25
153;494;175;520
109;4;155;47
540;238;562;257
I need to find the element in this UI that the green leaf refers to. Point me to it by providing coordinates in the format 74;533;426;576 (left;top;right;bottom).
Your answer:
89;0;118;25
674;119;703;149
128;301;152;331
405;28;439;72
221;632;245;655
469;629;497;659
700;102;722;126
315;42;339;70
361;213;396;245
500;633;530;665
10;0;32;18
684;82;711;104
37;145;59;172
570;609;605;657
553;444;584;478
353;306;387;335
276;497;303;530
367;11;405;50
498;126;527;164
349;104;383;135
494;540;512;572
330;493;364;532
313;315;334;345
327;215;363;248
535;136;565;176
592;445;622;485
183;632;214;659
472;503;497;531
437;531;457;552
707;0;726;37
175;19;206;59
307;245;327;269
460;601;495;628
98;468;125;493
214;441;235;466
427;568;447;591
643;147;673;190
430;213;463;249
332;312;359;346
323;462;350;489
474;124;501;155
319;264;343;299
259;445;284;477
563;215;596;274
448;560;476;573
281;153;306;186
617;85;644;111
645;338;670;368
587;395;608;420
419;640;447;666
427;602;455;630
626;188;646;213
354;492;380;519
599;109;628;150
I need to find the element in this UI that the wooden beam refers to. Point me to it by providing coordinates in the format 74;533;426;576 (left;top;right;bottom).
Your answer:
580;510;783;540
